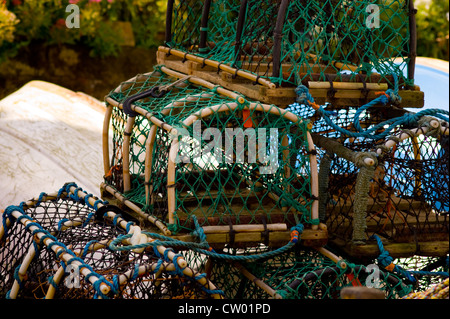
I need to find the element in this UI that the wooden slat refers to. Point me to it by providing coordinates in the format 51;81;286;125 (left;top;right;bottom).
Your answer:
157;50;425;108
329;237;449;258
171;227;328;249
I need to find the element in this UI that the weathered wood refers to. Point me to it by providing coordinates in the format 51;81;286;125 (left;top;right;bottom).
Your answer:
328;195;436;217
340;286;385;299
308;81;388;91
202;223;287;233
327;210;448;237
309;88;424;108
157;51;424;108
329;237;449;258
171;227;328;248
158;46;277;88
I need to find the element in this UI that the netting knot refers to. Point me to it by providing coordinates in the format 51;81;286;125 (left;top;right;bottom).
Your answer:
418;116;443;137
294;85;314;106
385;88;402;106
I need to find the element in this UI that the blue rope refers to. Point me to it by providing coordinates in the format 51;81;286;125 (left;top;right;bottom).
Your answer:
4;205;120;299
82;240;99;259
371;235;416;282
190;215;207;243
371;236;449;279
2;205;28;238
57;218;70;231
409;270;448;277
130;264;140;281
294;78;449;140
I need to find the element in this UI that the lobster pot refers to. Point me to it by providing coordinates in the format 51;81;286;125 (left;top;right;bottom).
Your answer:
181;245;412;299
0;183;222;299
286;101;407;168
321;119;449;258
102;66;322;244
165;0;415;88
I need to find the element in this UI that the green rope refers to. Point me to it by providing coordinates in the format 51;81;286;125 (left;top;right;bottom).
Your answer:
109;223;305;262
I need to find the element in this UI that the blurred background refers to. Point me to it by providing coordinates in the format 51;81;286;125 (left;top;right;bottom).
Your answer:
0;0;448;101
0;0;167;100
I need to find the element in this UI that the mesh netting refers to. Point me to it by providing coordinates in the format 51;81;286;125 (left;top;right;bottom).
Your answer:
1;183;419;299
182;244;413;299
104;66;319;235
396;255;449;291
166;0;414;87
315;118;449;245
0;184;223;299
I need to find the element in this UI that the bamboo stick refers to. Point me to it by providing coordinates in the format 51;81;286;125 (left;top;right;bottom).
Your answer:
46;239;111;299
66;186;131;232
0;191;60;239
307;53;360;73
316;247;347;269
202;223;287;234
123;116;136;192
103;104;113;176
68;185;187;268
282;133;291;196
158;46;277;89
104;96;177;133
163;92;214;110
234;262;283;299
144;125;158;206
100;182;171;235
376;122;449;155
306;131;319;230
6;208;111;297
116;261;223;299
167;134;179;225
112;72;156;94
8;243;38;299
45;265;65;299
308;81;388;91
160;66;245;102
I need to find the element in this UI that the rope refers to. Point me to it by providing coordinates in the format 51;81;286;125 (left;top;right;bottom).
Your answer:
109;223;305;262
371;235;448;279
403;278;449;299
295;78;449;140
4;205;119;299
371;234;419;283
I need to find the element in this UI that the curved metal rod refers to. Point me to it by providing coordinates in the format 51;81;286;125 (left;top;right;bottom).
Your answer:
271;0;291;80
122;87;167;117
199;0;213;52
233;0;249;65
408;0;417;88
165;0;175;44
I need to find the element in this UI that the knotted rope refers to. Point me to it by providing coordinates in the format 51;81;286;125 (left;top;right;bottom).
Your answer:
295;74;449;140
